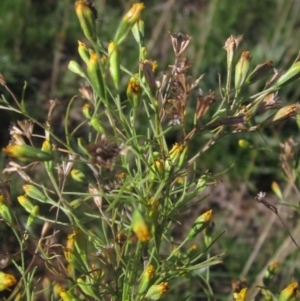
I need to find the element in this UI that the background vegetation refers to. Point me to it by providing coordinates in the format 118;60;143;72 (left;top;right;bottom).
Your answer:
0;0;300;300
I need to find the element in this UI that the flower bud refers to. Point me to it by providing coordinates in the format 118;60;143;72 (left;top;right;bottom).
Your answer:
75;0;97;43
0;271;17;291
271;181;283;200
90;117;104;133
23;185;48;203
264;261;279;282
238;139;252;149
138;265;155;294
114;3;145;46
233;288;247;301
26;205;39;228
87;51;105;99
127;74;142;108
2;144;53;162
56;284;79;301
245;60;273;85
18;194;34;213
71;169;87;183
145;282;170;300
235;51;251;93
108;41;120;89
132;209;152;242
187;209;213;240
278;282;298;301
78;40;90;64
0;195;13;224
132;18;144;45
68;60;87;78
82;103;92;119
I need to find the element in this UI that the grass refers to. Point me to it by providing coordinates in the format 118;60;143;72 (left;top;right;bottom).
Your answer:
0;1;300;300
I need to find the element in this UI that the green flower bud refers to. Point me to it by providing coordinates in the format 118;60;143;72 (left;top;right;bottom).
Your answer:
108;41;120;89
2;144;53;162
68;60;87;78
82;103;92;119
238;139;252;149
90;117;104;133
114;3;145;46
132;18;144;45
187;209;213;240
78;40;90;64
235;51;251;93
145;282;170;300
18;195;34;213
56;284;79;301
26;205;39;228
0;195;13;224
87;51;105;99
75;0;97;43
138;265;155;295
127;74;141;108
245;60;273;85
264;261;279;282
71;169;87;183
0;271;17;291
23;185;48;203
278;282;298;301
132;209;152;242
271;182;283;200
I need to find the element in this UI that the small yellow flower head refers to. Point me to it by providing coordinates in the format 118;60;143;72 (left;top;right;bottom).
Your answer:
75;1;97;43
18;195;34;213
271;182;283;200
187;209;213;240
41;140;52;154
87;51;105;99
55;284;77;301
78;40;90;64
2;144;53;162
0;271;17;291
114;3;145;46
66;233;75;251
132;209;152;242
138;265;155;294
278;282;298;301
168;143;187;167
145;282;170;300
71;169;87;183
127;74;141;108
233;287;247;301
82;103;92;119
124;3;145;24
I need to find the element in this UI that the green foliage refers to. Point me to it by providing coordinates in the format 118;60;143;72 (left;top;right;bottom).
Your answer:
0;1;300;301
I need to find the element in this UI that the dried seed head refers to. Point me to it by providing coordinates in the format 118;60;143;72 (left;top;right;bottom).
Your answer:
223;35;243;65
86;135;129;169
170;32;192;57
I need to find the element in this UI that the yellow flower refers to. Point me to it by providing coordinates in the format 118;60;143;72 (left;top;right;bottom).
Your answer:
145;282;170;300
278;282;298;301
233;288;247;301
2;144;53;162
132;210;152;242
0;271;17;291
